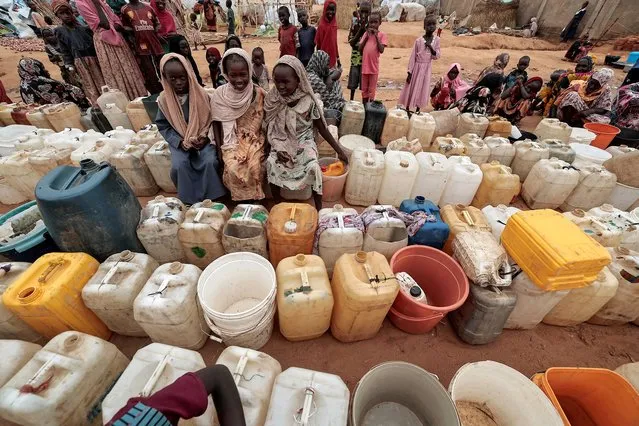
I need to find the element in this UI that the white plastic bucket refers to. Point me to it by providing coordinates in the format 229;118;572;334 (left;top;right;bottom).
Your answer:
607;182;639;211
569;127;597;145
570;143;612;168
198;252;276;349
449;361;563;425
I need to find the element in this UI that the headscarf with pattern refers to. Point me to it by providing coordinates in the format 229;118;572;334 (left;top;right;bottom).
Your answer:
18;57;88;107
306;50;345;111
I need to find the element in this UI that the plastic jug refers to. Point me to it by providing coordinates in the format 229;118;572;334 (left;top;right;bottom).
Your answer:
481;204;521;241
144;141;177;193
453;230;512;287
103;343;215;426
407;112;437;150
0;176;27;205
560;164;617;212
316;205;364;275
80;109;97;132
43;127;83;150
588;247;639;325
215;346;282;426
27;146;73;176
0;340;41;387
380;108;410;147
511;140;550;182
0;331;128;426
588;204;639;251
110;144;160;196
360;205;408;260
42;102;85;132
386;136;422;155
25;106;54;130
449;284;517;345
362;101;387;144
378;151;418;207
82;250;159;337
485;135;515;166
606;144;637;157
338;134;375;159
316;124;338;158
603;150;639;187
339;100;366;136
485;116;512;138
0;151;42;200
439;156;483;206
265;368;349;426
410;152;450;203
543;139;576;163
400;196;450;248
222;204;268;258
178;200;230;268
432;134;466;157
440;204;492;255
345;148;385;206
455;113;489;138
14;133;45;151
543;267;618;326
0;262;41;341
97;85;130;112
534;118;572;143
134;262;206;349
471;161;521;209
126;97;152;130
137;196;186;264
276;254;333;341
88;107;112;133
131;124;163;146
35;159;145;261
106;126;136;145
460;133;490;165
267;203;318;267
563;209;623;247
75;139;125;166
1;252;110;340
331;251;399;342
522;158;580;209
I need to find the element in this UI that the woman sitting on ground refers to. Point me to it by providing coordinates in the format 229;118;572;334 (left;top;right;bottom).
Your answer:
613;82;639;131
494;77;543;125
430;63;470;110
452;72;504;115
556;68;615;126
306;50;346;112
18;57;89;108
544;56;594;117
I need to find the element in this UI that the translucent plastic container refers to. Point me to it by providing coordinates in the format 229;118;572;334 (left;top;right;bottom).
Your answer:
452;230;512;287
265;368;349;426
588;204;639;251
27;146;73;177
482;204;521;241
215;346;282;426
603;150;639;188
471;161;521;209
97;85;129;112
126;97;152;131
109;144;159;196
432;134;466;157
267;203;318;267
0;340;41;387
317;205;363;275
563;209;623;247
456;113;489;138
345;148;385;207
137;196;186;264
485;116;512;138
105;126;136;145
378;151;418;207
385;136;422;154
409;152;449;203
222;204;268;258
485;135;515;166
14;133;45;151
571;142;612;168
331;251;399;343
504;272;569;329
104;104;133;131
144;141;177;193
407;112;436;151
276;254;333;341
361;205;408;260
134;262;207;349
511;140;550;182
178;200;230;269
441;204;492;255
0;331;128;426
131;124;163;146
522;158;580;209
607;144;637;157
459;133;490;165
339;100;366;136
71;139;123;166
0;151;42;200
0;262;41;341
560;164;617;212
319;157;348;202
42;103;85;132
543;139;576;163
380;108;410;147
82;250;159;337
439;155;483;206
338;134;375;159
25;106;54;130
535;118;572;143
569;126;596;144
543;267;618;326
42;127;83;150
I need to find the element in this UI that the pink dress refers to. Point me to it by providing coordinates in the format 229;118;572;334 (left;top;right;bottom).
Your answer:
399;36;441;109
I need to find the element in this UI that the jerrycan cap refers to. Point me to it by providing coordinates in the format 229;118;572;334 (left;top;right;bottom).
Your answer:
333;204;344;211
119;250;135;261
201;199;213;208
355;251;368;263
572;209;586;218
79;158;100;172
409;286;422;297
169;262;184;274
415;196;425;204
490;160;500;166
601;204;615;212
64;332;82;349
294;254;308;266
400;159;410;168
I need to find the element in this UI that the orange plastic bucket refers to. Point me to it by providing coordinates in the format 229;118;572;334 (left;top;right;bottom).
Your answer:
532;367;639;425
584;123;621;149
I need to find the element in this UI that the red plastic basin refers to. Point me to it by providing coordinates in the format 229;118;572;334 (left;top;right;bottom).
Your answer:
388;307;443;334
584;122;621;149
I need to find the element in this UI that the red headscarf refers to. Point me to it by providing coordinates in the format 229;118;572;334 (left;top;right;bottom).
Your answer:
315;0;339;68
151;0;177;36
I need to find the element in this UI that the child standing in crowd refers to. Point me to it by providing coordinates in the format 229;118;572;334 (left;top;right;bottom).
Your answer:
297;8;316;67
225;34;242;50
315;0;339;68
264;56;348;210
359;11;387;104
251;47;270;90
42;27;83;89
347;1;370;101
226;0;235;35
399;14;440;113
278;6;298;58
169;35;203;86
156;53;226;205
211;49;267;201
120;0;164;94
504;56;530;90
150;0;176;38
430;63;470;110
207;47;227;88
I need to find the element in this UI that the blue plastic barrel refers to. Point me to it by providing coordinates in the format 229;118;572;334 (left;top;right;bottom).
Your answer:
399;196;450;249
0;201;59;262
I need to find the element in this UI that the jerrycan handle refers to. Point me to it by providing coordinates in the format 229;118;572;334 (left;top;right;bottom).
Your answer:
337;212;345;229
20;356;57;394
364;151;374;166
382;211;390;222
100;264;119;286
294;387;317;426
461;209;475;227
194;208;205;223
233;352;250;386
140;354;170;397
38;259;65;283
241;205;253;220
148;276;173;297
152;204;161;219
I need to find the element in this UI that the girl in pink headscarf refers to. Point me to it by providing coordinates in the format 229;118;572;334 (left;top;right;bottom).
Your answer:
430;63;470;110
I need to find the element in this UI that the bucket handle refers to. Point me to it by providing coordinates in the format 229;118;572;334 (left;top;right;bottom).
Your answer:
38;259;65;283
294;387;317;425
140;354;170;397
202;303;274;343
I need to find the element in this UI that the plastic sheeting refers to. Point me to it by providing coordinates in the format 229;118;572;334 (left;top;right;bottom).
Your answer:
383;1;438;22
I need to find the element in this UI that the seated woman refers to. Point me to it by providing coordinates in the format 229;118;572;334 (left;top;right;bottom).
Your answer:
544;56;594;117
556;68;615;126
614;82;639;131
430;63;470;110
210;49;267;201
18;57;89;108
264;55;348;210
494;77;543;125
306;50;345;113
169;35;204;86
452;72;503;115
156;53;226;205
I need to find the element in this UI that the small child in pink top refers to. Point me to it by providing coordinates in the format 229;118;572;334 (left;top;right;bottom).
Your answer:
358;11;387;103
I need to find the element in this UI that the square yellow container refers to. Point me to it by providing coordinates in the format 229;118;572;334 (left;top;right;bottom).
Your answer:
267;203;318;267
502;210;611;291
1;252;110;340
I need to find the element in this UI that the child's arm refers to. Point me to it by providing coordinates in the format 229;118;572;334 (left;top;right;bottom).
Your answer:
432;37;441;60
314;118;348;164
375;30;386;54
430;78;441;98
406;39;418;83
195;366;245;426
358;31;369;52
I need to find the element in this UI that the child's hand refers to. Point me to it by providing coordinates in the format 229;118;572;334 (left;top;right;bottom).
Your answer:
406;73;412;84
338;150;349;164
